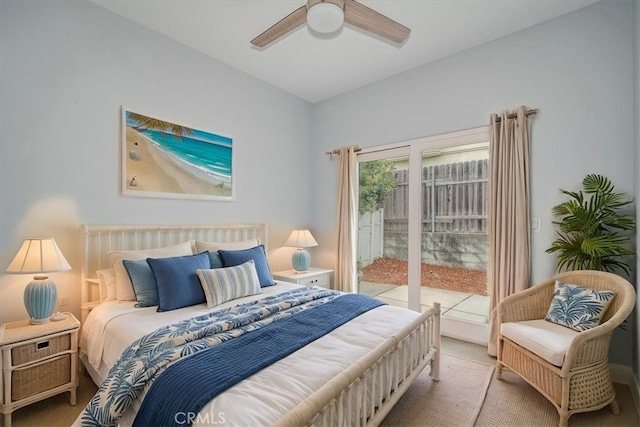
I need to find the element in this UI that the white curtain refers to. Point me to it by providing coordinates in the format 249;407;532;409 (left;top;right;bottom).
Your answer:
487;106;532;356
335;146;358;293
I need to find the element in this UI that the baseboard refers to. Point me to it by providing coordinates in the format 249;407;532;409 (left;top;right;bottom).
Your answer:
610;363;640;417
441;317;488;346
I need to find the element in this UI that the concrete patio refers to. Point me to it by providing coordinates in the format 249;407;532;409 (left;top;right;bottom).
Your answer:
359;281;490;324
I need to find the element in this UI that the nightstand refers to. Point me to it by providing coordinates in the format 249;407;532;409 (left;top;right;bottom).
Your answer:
272;267;333;289
0;313;80;426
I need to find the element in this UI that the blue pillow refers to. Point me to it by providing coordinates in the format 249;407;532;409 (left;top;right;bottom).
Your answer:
218;245;276;287
204;250;224;269
122;259;158;308
147;251;211;312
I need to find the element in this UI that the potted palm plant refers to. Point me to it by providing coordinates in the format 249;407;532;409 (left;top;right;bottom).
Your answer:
546;174;636;274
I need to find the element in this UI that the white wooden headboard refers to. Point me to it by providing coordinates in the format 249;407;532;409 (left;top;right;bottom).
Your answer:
80;223;268;305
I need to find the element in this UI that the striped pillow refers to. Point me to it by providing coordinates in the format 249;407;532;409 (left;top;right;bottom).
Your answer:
197;260;262;308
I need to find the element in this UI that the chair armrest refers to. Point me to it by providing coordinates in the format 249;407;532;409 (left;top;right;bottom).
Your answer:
498;278;555;324
563;297;635;372
564;331;612;373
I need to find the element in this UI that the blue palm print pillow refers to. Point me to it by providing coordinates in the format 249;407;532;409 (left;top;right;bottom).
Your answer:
545;280;616;331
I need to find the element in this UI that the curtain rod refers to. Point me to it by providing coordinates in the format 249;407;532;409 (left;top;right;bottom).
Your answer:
326;108;538;155
493;108;538;122
326;146;362;156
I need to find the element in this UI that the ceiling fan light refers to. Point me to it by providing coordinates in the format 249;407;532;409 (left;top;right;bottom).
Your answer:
307;2;344;34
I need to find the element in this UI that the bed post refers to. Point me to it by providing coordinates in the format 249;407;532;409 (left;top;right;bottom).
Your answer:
432;302;441;381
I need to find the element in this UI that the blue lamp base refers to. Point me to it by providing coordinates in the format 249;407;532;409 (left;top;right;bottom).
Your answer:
292;249;311;273
24;275;57;324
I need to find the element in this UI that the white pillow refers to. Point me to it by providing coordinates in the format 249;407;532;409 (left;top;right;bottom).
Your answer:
196;260;262;308
96;268;116;302
109;241;194;301
194;238;260;253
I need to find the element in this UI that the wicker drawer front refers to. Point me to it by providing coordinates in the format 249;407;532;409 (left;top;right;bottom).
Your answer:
11;354;71;401
11;333;70;365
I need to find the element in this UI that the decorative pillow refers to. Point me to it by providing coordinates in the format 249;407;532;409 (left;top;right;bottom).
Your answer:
194;238;260;254
199;250;223;269
545;280;616;331
96;268;116;302
122;259;158;308
195;239;259;270
196;260;262;308
218;245;276;287
109;241;194;301
147;251;211;312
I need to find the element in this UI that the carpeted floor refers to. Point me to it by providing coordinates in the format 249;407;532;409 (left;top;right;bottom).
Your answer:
5;337;639;426
476;371;640;427
381;353;494;426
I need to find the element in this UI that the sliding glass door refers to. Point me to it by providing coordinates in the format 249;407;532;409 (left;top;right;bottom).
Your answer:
356;128;490;343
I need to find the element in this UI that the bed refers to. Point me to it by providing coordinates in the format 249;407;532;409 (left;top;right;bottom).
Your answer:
75;223;440;426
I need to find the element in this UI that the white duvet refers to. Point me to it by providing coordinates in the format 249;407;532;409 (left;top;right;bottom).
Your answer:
77;283;423;426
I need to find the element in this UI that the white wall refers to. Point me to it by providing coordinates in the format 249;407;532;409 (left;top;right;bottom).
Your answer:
311;0;636;365
0;1;315;323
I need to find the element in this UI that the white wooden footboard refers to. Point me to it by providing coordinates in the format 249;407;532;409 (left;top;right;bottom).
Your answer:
276;303;441;427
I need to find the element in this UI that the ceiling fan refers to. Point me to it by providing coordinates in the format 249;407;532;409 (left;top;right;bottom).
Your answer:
251;0;410;48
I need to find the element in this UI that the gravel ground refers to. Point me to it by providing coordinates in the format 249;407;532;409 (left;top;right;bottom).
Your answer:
361;257;487;296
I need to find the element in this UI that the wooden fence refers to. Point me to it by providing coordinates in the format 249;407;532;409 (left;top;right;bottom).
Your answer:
383;159;488;234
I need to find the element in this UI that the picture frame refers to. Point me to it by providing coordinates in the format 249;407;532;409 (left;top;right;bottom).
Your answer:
121;107;234;201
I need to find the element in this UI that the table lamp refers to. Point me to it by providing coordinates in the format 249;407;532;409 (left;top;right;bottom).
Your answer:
284;229;318;273
6;238;71;324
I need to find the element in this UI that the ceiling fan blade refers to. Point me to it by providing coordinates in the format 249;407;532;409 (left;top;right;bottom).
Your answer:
344;0;410;44
251;6;307;48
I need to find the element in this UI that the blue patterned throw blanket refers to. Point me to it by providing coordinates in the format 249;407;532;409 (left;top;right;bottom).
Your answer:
80;288;383;427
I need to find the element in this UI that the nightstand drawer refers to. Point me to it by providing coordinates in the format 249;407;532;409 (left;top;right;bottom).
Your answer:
299;275;329;288
11;334;70;365
272;268;333;289
11;354;71;401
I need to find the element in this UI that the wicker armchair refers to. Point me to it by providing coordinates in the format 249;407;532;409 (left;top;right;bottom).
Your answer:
496;270;636;427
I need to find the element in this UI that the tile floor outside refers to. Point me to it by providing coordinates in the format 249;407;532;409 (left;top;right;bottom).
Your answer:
359;281;490;324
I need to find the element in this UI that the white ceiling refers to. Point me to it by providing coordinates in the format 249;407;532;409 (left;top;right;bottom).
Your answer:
91;0;599;103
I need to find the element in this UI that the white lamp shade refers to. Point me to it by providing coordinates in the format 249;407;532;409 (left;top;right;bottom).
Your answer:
307;1;344;33
284;230;318;248
6;238;71;274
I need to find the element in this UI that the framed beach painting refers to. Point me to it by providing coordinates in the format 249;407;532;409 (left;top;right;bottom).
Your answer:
122;107;234;201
